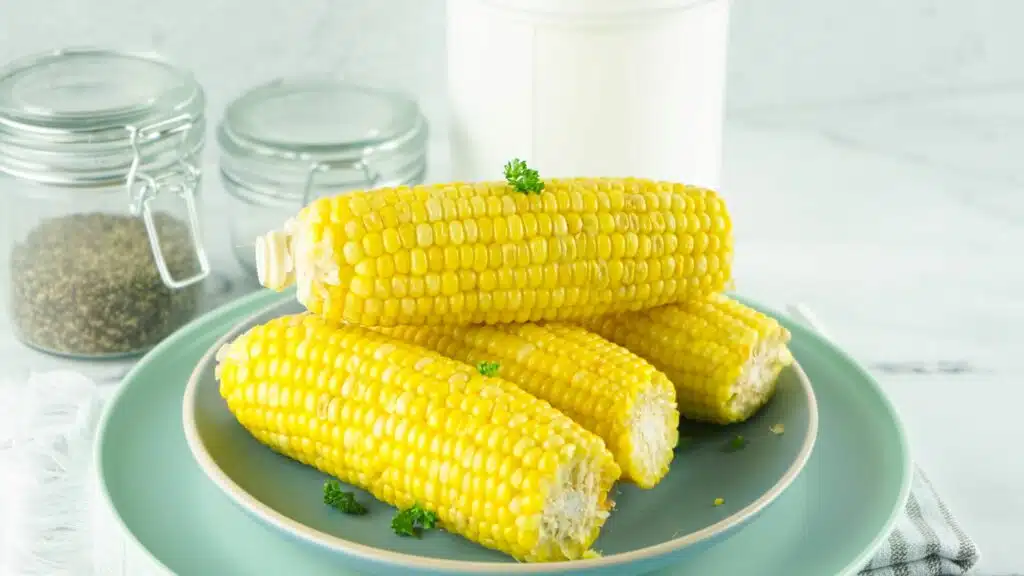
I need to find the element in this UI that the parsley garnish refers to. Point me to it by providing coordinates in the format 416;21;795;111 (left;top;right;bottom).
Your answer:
503;158;544;194
722;435;747;452
323;480;367;515
476;360;500;377
392;503;439;537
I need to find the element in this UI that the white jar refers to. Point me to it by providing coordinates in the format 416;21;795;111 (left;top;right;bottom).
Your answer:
446;0;731;189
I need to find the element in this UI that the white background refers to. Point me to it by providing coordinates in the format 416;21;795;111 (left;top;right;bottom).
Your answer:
1;0;1022;573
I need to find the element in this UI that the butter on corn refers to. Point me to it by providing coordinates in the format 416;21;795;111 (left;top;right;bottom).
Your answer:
254;177;733;327
376;322;679;489
580;293;794;425
215;313;621;562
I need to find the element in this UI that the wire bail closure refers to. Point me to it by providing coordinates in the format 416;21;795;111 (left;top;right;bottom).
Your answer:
300;159;381;207
126;114;211;290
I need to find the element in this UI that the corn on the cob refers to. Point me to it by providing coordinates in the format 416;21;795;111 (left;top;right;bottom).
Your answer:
254;178;733;326
215;313;621;562
579;293;794;425
375;322;679;489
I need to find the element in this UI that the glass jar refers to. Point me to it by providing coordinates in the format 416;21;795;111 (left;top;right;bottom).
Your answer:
0;48;210;358
218;77;428;277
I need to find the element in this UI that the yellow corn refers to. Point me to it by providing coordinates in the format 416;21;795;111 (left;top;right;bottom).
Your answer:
215;313;621;562
254;178;733;326
375;322;679;489
579;293;794;425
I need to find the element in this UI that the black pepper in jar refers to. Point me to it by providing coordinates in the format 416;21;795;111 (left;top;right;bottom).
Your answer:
9;212;203;357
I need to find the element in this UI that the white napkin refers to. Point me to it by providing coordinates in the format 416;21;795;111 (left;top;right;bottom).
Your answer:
0;372;163;576
0;372;103;576
0;369;981;576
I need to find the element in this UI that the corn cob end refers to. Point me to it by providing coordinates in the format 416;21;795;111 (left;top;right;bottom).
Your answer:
625;380;680;488
254;227;295;291
721;328;794;424
255;211;343;313
532;447;616;561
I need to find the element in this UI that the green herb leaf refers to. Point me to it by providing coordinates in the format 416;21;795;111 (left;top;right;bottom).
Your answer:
476;360;501;377
392;503;440;537
503;158;544;194
722;435;747;452
323;480;368;515
391;511;416;537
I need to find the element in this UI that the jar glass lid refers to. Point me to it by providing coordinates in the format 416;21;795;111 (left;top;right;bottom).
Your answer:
0;47;203;133
0;48;205;187
224;78;420;151
218;77;428;202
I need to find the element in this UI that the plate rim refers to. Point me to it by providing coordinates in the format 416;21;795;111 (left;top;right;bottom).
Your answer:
180;291;821;574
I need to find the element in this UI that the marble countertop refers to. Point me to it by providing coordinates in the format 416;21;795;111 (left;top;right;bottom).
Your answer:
2;1;1023;574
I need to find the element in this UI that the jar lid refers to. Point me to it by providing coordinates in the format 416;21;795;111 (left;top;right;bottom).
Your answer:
218;77;428;204
0;47;206;187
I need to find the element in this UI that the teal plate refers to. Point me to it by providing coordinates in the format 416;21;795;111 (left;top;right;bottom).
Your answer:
181;296;817;576
95;289;912;576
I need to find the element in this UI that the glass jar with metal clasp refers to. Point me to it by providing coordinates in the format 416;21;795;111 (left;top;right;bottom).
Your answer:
217;77;429;278
0;48;211;358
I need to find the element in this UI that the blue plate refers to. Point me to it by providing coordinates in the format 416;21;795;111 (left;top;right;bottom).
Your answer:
95;288;911;576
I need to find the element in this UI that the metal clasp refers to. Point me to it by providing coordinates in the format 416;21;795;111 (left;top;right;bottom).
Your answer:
300;159;380;206
125;114;211;290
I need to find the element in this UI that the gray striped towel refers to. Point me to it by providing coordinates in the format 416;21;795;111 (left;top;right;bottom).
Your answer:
859;466;980;575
